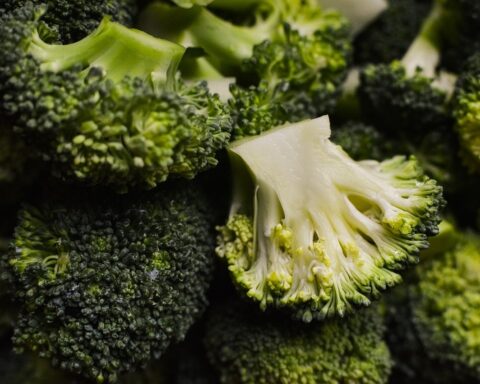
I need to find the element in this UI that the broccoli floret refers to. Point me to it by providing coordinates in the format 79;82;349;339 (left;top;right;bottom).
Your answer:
331;121;389;161
452;52;480;172
385;220;462;384
354;0;432;65
358;0;455;134
144;1;351;139
1;182;216;383
439;0;480;72
409;234;480;382
205;299;392;384
216;116;444;321
0;4;231;191
0;119;31;184
0;0;137;43
317;0;388;35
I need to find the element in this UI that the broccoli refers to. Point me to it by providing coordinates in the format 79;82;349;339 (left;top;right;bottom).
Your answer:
216;116;443;321
331;121;389;161
0;4;231;191
1;182;216;383
409;234;480;382
354;0;432;65
358;0;455;134
452;52;480;172
0;119;31;184
439;0;480;72
205;299;392;384
317;0;388;35
384;220;462;384
0;0;137;43
143;0;351;139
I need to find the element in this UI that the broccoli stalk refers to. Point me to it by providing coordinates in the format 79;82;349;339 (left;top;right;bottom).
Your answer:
0;4;231;190
217;116;443;321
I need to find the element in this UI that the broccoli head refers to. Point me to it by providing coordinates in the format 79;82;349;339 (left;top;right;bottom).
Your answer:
216;116;444;321
2;182;216;383
358;0;454;134
145;0;351;139
453;52;480;172
331;121;389;161
354;0;432;65
0;4;231;191
410;234;480;382
0;0;137;43
205;299;392;384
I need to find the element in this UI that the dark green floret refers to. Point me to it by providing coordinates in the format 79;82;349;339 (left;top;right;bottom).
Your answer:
205;300;392;384
0;4;232;191
354;0;432;65
452;52;480;172
3;183;216;383
358;0;455;134
0;0;137;43
410;234;480;382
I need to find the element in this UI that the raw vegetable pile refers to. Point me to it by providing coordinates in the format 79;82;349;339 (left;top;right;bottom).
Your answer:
0;0;479;383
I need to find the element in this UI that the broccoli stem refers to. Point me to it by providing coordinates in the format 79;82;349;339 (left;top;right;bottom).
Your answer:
209;0;272;12
401;1;444;78
29;18;185;88
187;7;279;72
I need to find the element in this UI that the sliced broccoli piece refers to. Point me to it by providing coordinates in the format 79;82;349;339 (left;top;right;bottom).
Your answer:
2;182;216;382
205;299;392;384
354;0;432;65
358;0;455;134
0;4;231;191
216;116;444;321
410;234;480;382
0;0;137;43
453;52;480;172
317;0;388;35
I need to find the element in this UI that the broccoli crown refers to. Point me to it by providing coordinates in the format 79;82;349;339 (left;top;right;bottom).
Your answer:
205;300;392;384
359;62;450;134
216;117;444;321
0;0;137;43
354;0;432;65
440;0;480;71
2;183;216;383
330;121;388;161
410;234;480;381
357;1;454;134
0;4;232;191
172;0;350;139
0;118;31;184
453;52;480;172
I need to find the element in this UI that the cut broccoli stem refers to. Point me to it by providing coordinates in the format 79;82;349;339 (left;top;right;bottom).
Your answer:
401;1;444;78
218;116;443;321
317;0;387;35
29;15;185;88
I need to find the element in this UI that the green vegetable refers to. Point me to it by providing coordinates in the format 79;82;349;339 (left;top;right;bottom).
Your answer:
2;183;216;382
205;299;392;384
0;0;137;42
0;4;231;191
410;234;480;382
216;116;443;321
